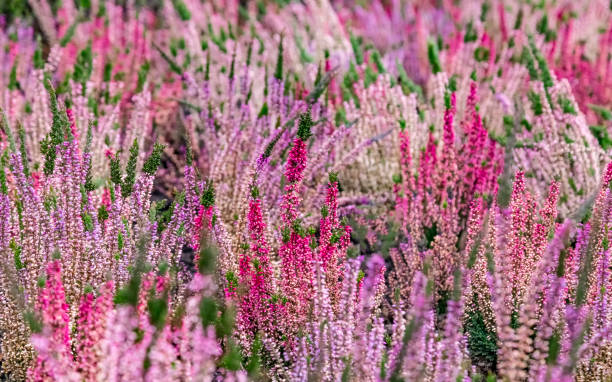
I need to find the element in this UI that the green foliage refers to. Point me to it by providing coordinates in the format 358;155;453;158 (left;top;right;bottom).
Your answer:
142;143;165;175
474;46;490;62
8;60;21;91
297;111;313;141
117;232;124;251
263;130;281;159
295;34;314;64
306;68;333;105
371;50;385;73
41;80;67;175
246;336;263;377
335;106;347;126
216;304;236;339
114;255;147;306
18;124;29;178
148;297;168;330
60;19;79;47
81;211;94;232
33;46;44;70
258;102;269;118
220;340;242;371
589;125;612;150
514;9;524;30
423;223;438;249
521;47;539;81
328;171;338;184
444;91;452;110
588;104;612;121
536;14;548;35
73;43;94;93
341;357;352;382
23;311;43;333
350;32;364;65
0;152;8;195
198;243;217;275
120;140;138;198
427;41;442;74
154;43;183;75
97;204;109;223
364;66;378;88
529;39;553;89
201;181;215;208
274;35;284;81
448;76;458;92
528;91;543;116
250;184;260;199
171;0;191;20
83;128;96;192
199;296;218;327
225;271;238;291
396;61;423;98
465;308;498;374
110;155;122;185
546;330;562;365
0;0;31;23
103;62;113;82
480;1;490;21
77;0;91;10
245;39;254;67
229;51;236;80
10;239;24;270
136;61;150;93
464;21;478;43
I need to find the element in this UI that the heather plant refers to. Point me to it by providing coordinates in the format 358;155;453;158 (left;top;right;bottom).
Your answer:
156;31;382;280
23;235;246;381
0;1;612;381
0;81;196;378
0;3;163;181
223;113;354;370
434;23;606;219
387;80;502;303
337;0;609;219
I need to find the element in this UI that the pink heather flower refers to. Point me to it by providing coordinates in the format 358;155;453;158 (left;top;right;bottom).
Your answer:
396;128;414;233
101;187;111;209
531;181;561;255
75;281;114;380
247;199;272;264
31;171;42;191
279;231;314;347
318;180;351;308
65;108;79;142
438;91;457;197
280;137;308;225
508;171;532;286
192;205;213;252
460;83;488;197
236;197;282;348
417;132;438;226
28;260;73;380
37;260;71;354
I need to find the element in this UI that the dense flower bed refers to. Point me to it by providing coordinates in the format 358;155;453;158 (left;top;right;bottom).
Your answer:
0;1;611;381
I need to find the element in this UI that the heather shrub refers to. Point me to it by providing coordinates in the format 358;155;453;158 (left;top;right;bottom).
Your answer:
0;1;611;381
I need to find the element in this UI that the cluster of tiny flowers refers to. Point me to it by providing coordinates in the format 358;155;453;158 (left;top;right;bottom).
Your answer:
0;1;611;381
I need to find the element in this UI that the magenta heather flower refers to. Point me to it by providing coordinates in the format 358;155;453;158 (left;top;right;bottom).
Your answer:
2;2;612;380
318;178;351;308
280;138;308;225
27;260;73;381
75;281;114;380
235;196;284;350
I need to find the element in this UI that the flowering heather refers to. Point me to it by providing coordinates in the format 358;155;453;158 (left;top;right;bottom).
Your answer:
0;1;611;381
